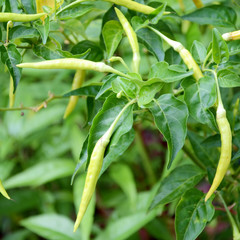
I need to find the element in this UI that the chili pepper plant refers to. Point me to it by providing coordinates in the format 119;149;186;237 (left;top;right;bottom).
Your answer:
1;0;240;240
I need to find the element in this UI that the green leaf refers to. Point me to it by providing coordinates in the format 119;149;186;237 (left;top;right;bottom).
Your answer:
96;212;157;240
102;20;123;58
71;40;103;62
217;69;240;88
190;40;207;64
74;175;95;240
212;28;229;64
182;5;237;27
0;43;22;92
21;0;35;13
2;230;30;240
138;78;164;106
175;188;215;240
95;74;118;99
188;131;218;168
145;219;174;240
148;3;167;25
64;84;102;97
149;62;193;83
150;165;205;209
101;128;135;175
147;94;188;167
228;40;240;55
9;26;39;39
57;1;93;20
181;77;217;130
0;189;41;215
34;16;50;44
164;48;182;65
71;135;89;184
20;214;81;240
112;77;139;98
4;159;75;189
87;95;133;168
33;45;90;60
137;28;164;61
109;163;137;206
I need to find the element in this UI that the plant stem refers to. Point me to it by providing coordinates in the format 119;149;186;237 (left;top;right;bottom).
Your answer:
182;144;205;170
135;129;157;186
202;49;212;72
0;93;63;112
218;192;240;240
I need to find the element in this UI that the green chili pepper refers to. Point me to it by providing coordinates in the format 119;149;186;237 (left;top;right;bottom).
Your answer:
74;98;137;232
0;12;46;22
64;70;85;119
17;59;129;78
115;8;140;73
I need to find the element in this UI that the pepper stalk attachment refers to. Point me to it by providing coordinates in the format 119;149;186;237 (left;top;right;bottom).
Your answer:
149;27;203;81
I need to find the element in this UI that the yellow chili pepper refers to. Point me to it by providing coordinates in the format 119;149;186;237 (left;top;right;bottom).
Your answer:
192;0;203;8
115;8;140;73
73;98;137;232
205;103;232;201
9;76;15;108
64;70;85;119
105;0;155;14
204;70;232;201
36;0;63;22
0;179;10;200
222;30;240;41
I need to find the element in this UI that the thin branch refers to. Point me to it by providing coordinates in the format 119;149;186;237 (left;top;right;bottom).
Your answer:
0;92;63;112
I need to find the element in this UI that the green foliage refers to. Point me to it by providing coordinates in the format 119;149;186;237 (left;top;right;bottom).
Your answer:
1;0;240;239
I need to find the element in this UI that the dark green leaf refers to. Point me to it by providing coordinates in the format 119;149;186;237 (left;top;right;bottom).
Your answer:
150;165;205;209
149;61;193;82
164;48;181;65
101;123;135;175
71;40;103;62
102;20;123;58
175;188;215;240
64;84;102;98
147;94;188;167
188;131;218;168
212;28;229;64
87;95;133;168
182;5;237;27
33;45;90;60
149;3;166;25
21;0;35;14
0;189;41;215
137;28;164;62
95;74;118;99
0;43;22;92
